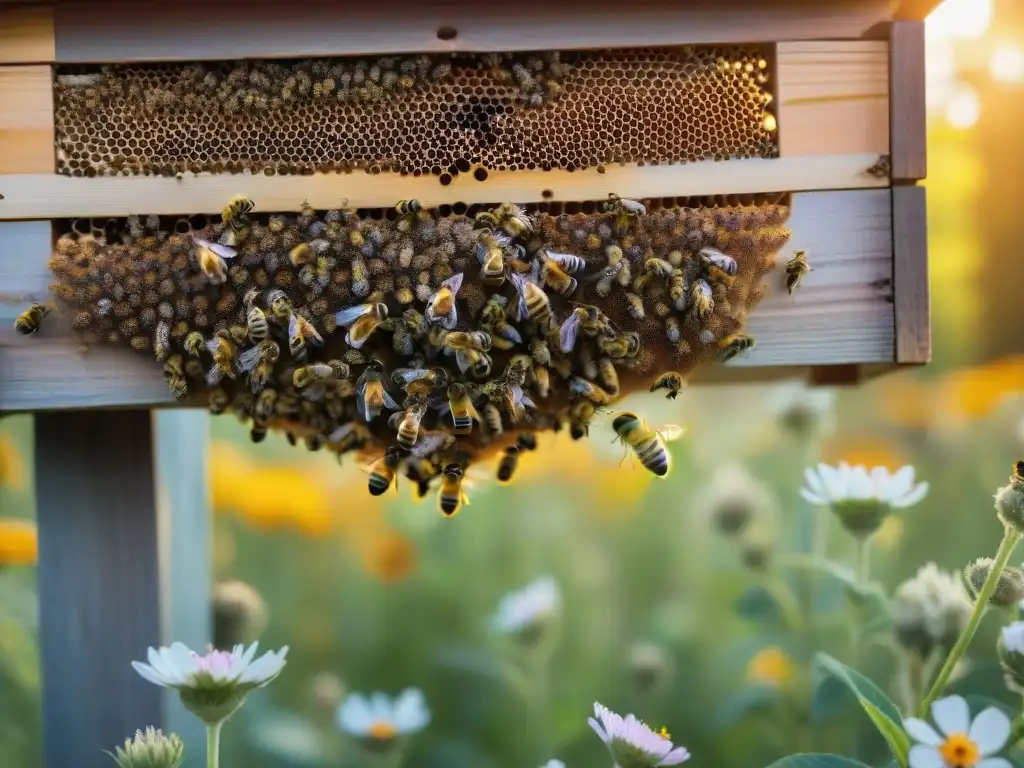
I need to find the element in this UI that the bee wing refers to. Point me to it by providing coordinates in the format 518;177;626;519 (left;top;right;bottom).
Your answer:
328;423;356;444
454;349;472;374
411;431;455;458
238;345;262;373
287;313;300;339
441;307;458;331
192;235;237;260
658;424;687;442
204;338;221;354
205;365;225;387
302;318;324;345
442;272;464;296
392;367;427;386
558;312;581;353
508;272;529;322
335;303;372;327
381;387;401;411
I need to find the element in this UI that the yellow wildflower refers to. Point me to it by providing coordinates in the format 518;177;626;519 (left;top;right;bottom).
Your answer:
746;646;793;688
589;457;655;520
210;440;255;514
875;373;937;430
938;355;1024;421
236;466;334;536
363;531;417;584
0;434;26;492
0;519;38;566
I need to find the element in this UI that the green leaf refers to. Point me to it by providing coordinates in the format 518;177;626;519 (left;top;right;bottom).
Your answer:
736;585;782;625
812;653;909;767
762;754;875;768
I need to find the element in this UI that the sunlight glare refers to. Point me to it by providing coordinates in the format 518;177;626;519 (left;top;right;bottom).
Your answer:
989;43;1024;83
926;0;993;42
944;84;980;130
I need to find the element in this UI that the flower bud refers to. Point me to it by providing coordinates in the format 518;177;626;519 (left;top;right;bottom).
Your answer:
891;563;972;659
1000;621;1024;695
964;558;1024;607
107;727;184;768
700;462;773;539
627;641;673;694
310;671;346;714
995;461;1024;536
740;540;772;572
212;580;267;650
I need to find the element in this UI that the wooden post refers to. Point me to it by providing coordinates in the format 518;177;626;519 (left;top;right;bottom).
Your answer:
155;409;211;768
34;410;164;768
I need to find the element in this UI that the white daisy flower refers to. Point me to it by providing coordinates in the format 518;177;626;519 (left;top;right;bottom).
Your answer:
905;695;1011;768
490;576;562;643
132;642;288;724
998;621;1024;695
337;688;430;748
588;702;690;768
801;462;929;538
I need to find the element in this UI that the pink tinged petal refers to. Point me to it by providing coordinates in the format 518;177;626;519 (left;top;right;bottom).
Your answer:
131;661;169;687
800;488;826;505
894;482;929;508
977;759;1013;768
932;696;971;736
904;718;943;746
909;745;945;768
588;717;610;743
658;746;692;765
969;708;1012;754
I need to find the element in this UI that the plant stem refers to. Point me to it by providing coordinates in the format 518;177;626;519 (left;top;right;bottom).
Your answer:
206;722;222;768
919;528;1020;716
856;538;872;585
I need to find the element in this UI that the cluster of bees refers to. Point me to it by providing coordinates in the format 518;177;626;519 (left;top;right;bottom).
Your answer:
23;193;800;516
56;51;571;116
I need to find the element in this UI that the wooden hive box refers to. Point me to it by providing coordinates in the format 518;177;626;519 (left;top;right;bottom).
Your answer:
0;2;935;767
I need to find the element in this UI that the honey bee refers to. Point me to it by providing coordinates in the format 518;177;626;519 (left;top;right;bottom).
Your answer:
532;364;551;398
437;464;470;517
719;333;756;362
250;424;268;443
612;412;686;477
558;305;601;353
509;272;551;325
700;247;738;282
650;371;685;400
208;388;230;415
366;446;404;496
184;331;205;357
289;242;313;267
598;358;620;396
785;251;811;294
603;193;646;235
597;331;640;360
288;312;324;359
254;389;278;424
568;400;596;440
191;235;237;285
475;202;534;239
624;291;645;320
496;446;521;485
393;367;450;399
405;456;442;500
544;249;588;276
396;402;426;448
690;279;714;319
335;301;388;349
445;382;482;435
154;320;171;362
395;199;422;217
14;302;52;335
479;244;506;286
569;377;613;405
246;299;269;344
541;254;577;296
479;294;523;348
265;288;293;323
355;359;400;422
222;195;254;227
425;272;464;330
292;362;337;389
238;339;280;393
482;403;504;437
517;433;538;452
163;354;188;399
669;269;689;311
205;333;238;386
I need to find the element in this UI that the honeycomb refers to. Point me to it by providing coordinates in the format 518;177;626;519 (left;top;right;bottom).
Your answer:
41;195;790;509
54;47;777;179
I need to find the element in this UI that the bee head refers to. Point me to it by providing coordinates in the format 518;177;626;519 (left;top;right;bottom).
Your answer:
516;433;538;451
612;412;638;434
367;359;384;373
504;445;520;457
385;445;404;463
448;382;465;398
1014;460;1024;480
373;302;389;318
443;463;462;478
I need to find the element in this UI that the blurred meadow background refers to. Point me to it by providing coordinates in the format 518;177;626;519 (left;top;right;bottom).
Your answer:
4;1;1024;766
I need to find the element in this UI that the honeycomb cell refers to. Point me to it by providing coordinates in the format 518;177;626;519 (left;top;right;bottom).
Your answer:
54;46;778;179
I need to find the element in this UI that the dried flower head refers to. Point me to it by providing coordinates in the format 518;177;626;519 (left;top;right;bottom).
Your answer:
212;579;268;649
699;461;773;537
106;727;184;768
627;641;673;694
770;381;836;439
891;563;972;659
995;461;1024;537
964;559;1024;608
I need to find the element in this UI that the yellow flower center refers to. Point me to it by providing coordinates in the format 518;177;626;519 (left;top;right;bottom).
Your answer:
938;733;980;767
368;721;397;741
657;726;671;740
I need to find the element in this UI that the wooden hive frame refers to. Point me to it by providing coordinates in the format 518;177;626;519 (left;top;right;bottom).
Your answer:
0;2;934;766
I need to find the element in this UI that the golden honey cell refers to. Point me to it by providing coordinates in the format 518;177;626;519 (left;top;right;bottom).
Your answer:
53;47;776;179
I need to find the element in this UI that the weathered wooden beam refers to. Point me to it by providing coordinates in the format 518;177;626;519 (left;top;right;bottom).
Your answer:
0;65;55;174
0;4;55;64
892;184;930;363
35;409;163;768
889;21;927;181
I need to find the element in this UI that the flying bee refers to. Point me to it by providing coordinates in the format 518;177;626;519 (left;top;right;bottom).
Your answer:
184;331;205;357
355;359;400;422
650;371;686;400
719;333;756;362
154;320;171;361
396;402;426;448
425;272;464;330
612;412;686;477
690;279;714;319
365;446;404;496
238;339;280;393
292;362;337;389
516;433;538;451
543;249;587;274
496;446;521;485
14;302;52;335
603;193;646;235
191;235;237;285
437;464;471;517
445;382;482;435
700;247;739;282
541;254;577;296
509;272;551;325
288;313;324;360
265;288;293;323
204;333;238;386
336;301;388;349
598;358;620;396
569;377;613;405
785;250;811;294
597;331;640;360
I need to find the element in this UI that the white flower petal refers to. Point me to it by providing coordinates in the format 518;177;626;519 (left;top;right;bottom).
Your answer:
904;718;943;746
658;746;691;765
908;745;944;768
977;758;1013;768
894;481;929;508
800;488;826;505
393;688;430;732
803;466;826;497
889;465;915;497
337;694;374;735
932;696;970;736
969;707;1011;754
588;716;610;743
131;661;169;687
